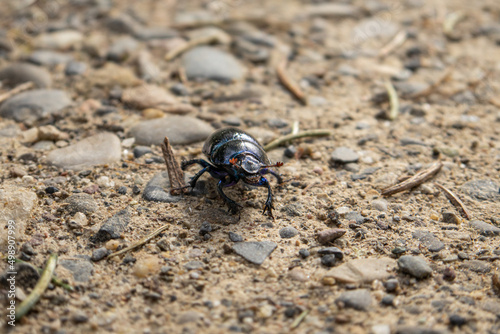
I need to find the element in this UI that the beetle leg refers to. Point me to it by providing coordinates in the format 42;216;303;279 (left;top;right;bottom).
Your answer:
254;176;275;218
217;178;241;214
181;159;211;171
259;168;283;184
187;166;209;188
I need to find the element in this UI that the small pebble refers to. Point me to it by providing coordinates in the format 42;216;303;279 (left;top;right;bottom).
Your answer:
298;249;310;258
132;256;160;278
321;254;337;267
228;232;243;242
91;247;109;262
279;226;298;239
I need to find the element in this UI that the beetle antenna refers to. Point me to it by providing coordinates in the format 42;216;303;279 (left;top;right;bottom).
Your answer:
261;162;283;168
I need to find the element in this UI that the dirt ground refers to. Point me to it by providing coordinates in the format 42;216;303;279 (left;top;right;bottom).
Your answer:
1;0;500;333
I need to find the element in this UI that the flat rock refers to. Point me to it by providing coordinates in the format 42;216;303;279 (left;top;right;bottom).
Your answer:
0;89;71;123
28;50;73;66
279;226;298;238
129;116;213;145
0;63;52;88
34;30;83;50
331;147;359;163
143;172;182;203
91;209;131;242
0;187;37;251
65;193;97;215
412;230;445;252
398;256;432;279
182;46;245;82
324;257;396;284
461;260;491;273
232;241;277;265
122;84;177;110
469;220;500;236
46;132;121;170
460;179;500;202
60;257;93;282
335;289;372;311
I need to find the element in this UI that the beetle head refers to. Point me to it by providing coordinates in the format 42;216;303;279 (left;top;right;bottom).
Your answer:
229;154;283;183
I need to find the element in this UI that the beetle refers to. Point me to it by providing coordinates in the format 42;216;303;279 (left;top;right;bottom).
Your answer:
180;127;283;218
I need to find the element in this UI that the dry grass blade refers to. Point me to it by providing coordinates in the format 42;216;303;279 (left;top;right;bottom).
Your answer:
165;35;219;61
409;69;453;99
379;30;407;58
264;129;332;151
161;136;188;195
384;80;399;120
15;254;58;320
276;60;308;105
382;162;443;196
13;258;73;292
0;81;34;104
108;223;171;259
290;309;309;329
434;182;471;219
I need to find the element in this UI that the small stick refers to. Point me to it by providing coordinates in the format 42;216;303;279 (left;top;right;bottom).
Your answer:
379;30;407;58
166;35;221;61
434;182;471;219
382;162;443;196
161;136;188;195
290;309;309;329
13;258;73;292
443;11;465;40
384;80;399;120
276;60;307;105
264;129;332;152
15;254;57;320
0;81;34;104
108;224;171;259
409;69;453;99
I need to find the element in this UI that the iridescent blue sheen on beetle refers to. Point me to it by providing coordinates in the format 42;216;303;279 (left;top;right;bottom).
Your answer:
181;127;283;217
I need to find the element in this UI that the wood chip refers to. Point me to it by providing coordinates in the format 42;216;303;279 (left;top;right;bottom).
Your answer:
434;182;471;219
382;162;443;196
318;228;346;244
161;136;188;195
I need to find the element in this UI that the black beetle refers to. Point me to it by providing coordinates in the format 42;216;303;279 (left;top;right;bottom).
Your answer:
181;127;283;217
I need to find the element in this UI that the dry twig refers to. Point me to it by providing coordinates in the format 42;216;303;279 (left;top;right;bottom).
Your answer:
0;81;34;104
434;182;471;219
108;223;172;259
276;60;307;105
161;136;188;195
16;254;58;320
165;35;221;61
382;162;443;196
264;129;332;152
379;30;407;58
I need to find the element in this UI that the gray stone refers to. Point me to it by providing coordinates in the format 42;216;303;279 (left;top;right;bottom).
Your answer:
460;179;500;202
412;230;445;252
331;147;359;163
143;172;182;203
133;146;153;158
60;257;93;282
91;247;109;262
65;61;87;76
0;89;71;123
134;27;178;40
345;211;366;224
461;260;490;273
229;232;243;242
129;116;213;146
469;220;500;236
184;260;204;271
0;63;52;88
92;209;131;242
176;311;203;325
0;123;20;137
46;132;121;170
107;37;139;62
324;257;396;284
28;50;73;66
65;193;97;215
280;203;303;217
395;327;450;334
372;199;388;212
397;256;432;279
182;46;245;82
232;241;277;265
336;289;372;311
279;226;298;239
